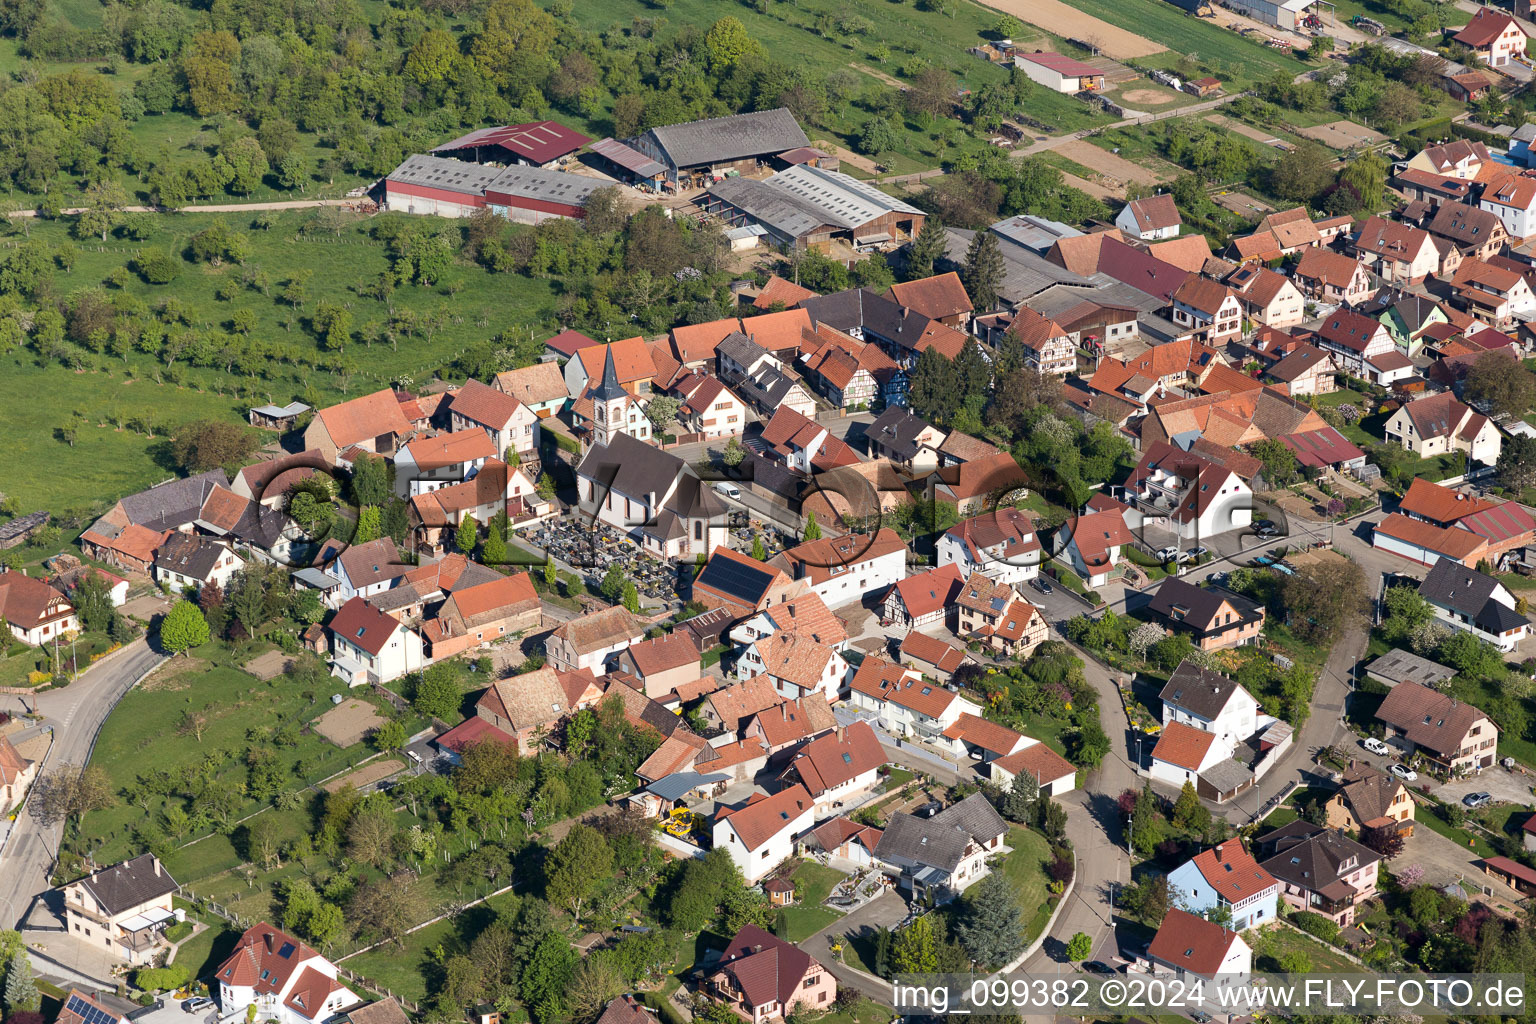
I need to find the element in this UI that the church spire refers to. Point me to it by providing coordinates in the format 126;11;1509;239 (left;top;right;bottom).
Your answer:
591;344;627;402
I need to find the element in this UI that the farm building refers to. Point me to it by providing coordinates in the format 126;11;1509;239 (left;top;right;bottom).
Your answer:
587;138;666;188
701;164;925;250
430;121;591;168
1225;0;1331;30
624;108;810;186
383;154;602;222
1012;52;1106;93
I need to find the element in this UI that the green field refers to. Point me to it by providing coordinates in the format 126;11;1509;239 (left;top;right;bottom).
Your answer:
0;211;561;516
1052;0;1309;83
340;890;522;1003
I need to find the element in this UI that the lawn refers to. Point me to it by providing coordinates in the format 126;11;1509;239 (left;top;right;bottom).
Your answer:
0;212;561;516
999;826;1054;941
340;889;522;1003
1258;925;1362;973
171;900;242;981
777;861;848;942
1053;0;1308;84
882;767;916;791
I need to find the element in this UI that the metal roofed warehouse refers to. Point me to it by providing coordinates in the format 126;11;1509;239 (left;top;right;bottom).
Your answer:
702;164;925;250
626;107;810;184
384;153;603;222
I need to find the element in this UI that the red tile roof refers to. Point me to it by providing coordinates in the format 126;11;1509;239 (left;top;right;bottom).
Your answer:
786;721;885;796
755;275;818;310
992;742;1076;786
1147;908;1243;979
716;784;812;850
315;389;412;449
941;713;1025;756
1123;193;1181;233
714;925;824;1009
888;563;965;620
1151;720;1215;771
328;597;403;656
1188;841;1278;902
899;629;966;674
1455;8;1527;48
887;272;973;321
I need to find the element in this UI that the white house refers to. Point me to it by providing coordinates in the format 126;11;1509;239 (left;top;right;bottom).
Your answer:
1143;908;1253;991
873;793;1008;899
1057;509;1131;588
328;537;413;604
938;508;1040;586
1316;309;1396;378
0;568;78;647
1166;841;1279;932
1149;720;1228;788
393;429;498;498
848;656;983;741
772;529;908;610
1159;662;1261;756
448;379;540;461
778;721;886;815
1116;194;1182;242
737;630;849;701
990;741;1078;797
1383;392;1502;466
712;784;816;882
729;592;849;652
675;372;750;438
216;923;357;1024
327;596;426;686
1418;558;1531;651
1123;444;1254;542
1451;258;1536;327
152;534;245;593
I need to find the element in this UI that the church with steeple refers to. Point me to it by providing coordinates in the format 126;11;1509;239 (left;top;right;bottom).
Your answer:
573;344;651;449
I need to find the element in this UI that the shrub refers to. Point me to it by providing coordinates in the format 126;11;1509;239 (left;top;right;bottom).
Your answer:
134;964;190;992
1290;911;1341;945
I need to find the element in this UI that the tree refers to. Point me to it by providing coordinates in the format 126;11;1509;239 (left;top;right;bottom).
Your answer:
521;932;578;1024
456;513;478;555
1248;438;1299;488
621;581;640;614
722;436;746;467
953;872;1027;968
999;770;1038;823
1282;559;1367;645
1272;140;1334;204
75;180;130;242
545;825;613;922
352;506;381;546
1170;780;1209;831
963;231;1004;312
890;916;938;973
372;720;408;753
159;600;209;655
3;949;38;1012
25;764;113;830
352;453;391;506
483;528;507;568
751;535;767;561
170;419;259;472
134;247;180;284
905;217;947;281
1500;433;1536;492
703;16;764;72
856;116;898;160
1065;932;1092;961
413;663;463;721
803;511;822;542
348;874;425;947
1466;349;1536;420
645;395;681;432
1361;824;1406;859
245;815;283;871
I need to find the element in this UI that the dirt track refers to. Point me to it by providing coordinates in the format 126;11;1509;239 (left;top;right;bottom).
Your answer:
981;0;1167;58
1055;138;1169;186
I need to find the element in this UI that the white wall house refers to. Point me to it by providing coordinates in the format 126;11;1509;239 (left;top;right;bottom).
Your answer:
328;597;426;686
1149;721;1228;789
449;379;541;461
848;658;982;741
1166;842;1279;932
712;784;816;883
393;430;497;498
1159;663;1261;756
937;510;1041;586
737;632;849;701
776;530;909;610
216;923;356;1024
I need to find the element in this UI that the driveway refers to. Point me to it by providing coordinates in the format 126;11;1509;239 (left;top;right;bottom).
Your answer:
1400;823;1525;905
798;889;908;1003
1434;769;1536;809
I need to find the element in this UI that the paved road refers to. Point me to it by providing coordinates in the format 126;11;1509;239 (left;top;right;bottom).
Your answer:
798;890;908;1003
0;639;168;934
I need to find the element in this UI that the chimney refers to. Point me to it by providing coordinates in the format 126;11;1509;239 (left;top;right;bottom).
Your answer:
836;726;845;741
1214;843;1225;862
153;856;162;877
265;932;275;953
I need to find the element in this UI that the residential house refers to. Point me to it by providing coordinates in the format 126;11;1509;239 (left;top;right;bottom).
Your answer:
940;713;1029;763
1082;338;1224;410
874;793;1008;899
80;469;229;572
778;721;885;813
847;655;982;741
0;734;36;814
152;534;244;593
742;694;838;753
757;406;861;475
1394;477;1536;567
1351;217;1442;284
1405;139;1491;180
938;508;1041;586
1450;257;1536;328
421;572;542;661
692;545;801;615
1010;307;1076;375
1480;172;1536;240
1256;821;1380;927
1426;202;1508;261
409;459;546;557
1325;763;1415;836
1170;276;1242;344
989;741;1078;797
60;854;179;966
753;275;818;311
563;336;654;398
808;817;884;867
1226;265;1304;329
325;537;413;605
1147;579;1266;651
713;785;816;882
738;630;849;701
473;667;572;753
215;923;356;1024
881;563;965;629
1382;392;1501;465
674;372;750;438
447;380;540;461
1159;661;1261;754
1395;167;1475;207
799;324;901;409
1374;293;1449;355
492;362;568;417
1121;443;1254;541
953;572;1048;658
1166;841;1278;931
1291;248;1373;305
1263;345;1337;396
1143;909;1252;985
699;676;785;740
898;631;970;681
392;430;497;498
575;432;727;560
770;528;908;609
864;406;946;472
546;604;650;673
1316;309;1397;379
327;597;425;686
1278;426;1367;475
1115;194;1182;241
1150;720;1233;790
615;633;702;699
1372;513;1491;568
230;451;321;508
706;925;835;1023
671;318;744;369
302;389;413;464
928;451;1031;517
729;591;848;652
1377;676;1501;772
717;330;782;380
1056;508;1131;588
1454;8;1531;66
57;992;128;1024
887;272;973;327
0;568;78;646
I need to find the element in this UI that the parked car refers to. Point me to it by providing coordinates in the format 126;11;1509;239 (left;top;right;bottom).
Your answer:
714;482;742;500
1031;577;1053;595
1082;961;1115;976
1255;522;1279;537
1181;546;1209;563
1362;737;1391;756
1156;546;1180;562
1191;1013;1214;1024
1389;763;1418;782
183;998;214;1014
1463;792;1493;809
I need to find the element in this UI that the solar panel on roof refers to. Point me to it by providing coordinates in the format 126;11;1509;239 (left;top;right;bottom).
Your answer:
697;555;773;602
67;995;118;1024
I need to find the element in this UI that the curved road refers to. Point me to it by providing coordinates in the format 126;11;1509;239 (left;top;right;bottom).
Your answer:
0;639;167;932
